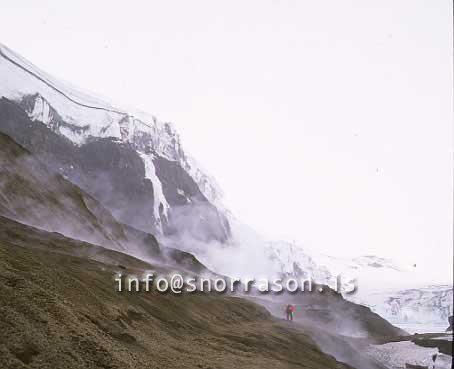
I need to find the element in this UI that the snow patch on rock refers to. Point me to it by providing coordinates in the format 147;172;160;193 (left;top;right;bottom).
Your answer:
366;341;441;369
138;151;169;230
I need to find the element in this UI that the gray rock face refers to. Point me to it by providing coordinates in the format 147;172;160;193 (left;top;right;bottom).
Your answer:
0;97;230;243
0;42;230;244
0;127;160;258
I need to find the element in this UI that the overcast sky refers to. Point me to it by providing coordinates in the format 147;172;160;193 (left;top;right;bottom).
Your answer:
1;1;452;283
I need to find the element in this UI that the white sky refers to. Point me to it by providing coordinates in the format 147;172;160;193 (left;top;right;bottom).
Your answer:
1;1;453;283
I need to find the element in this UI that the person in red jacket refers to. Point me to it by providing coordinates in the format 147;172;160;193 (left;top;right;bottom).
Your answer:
285;304;294;321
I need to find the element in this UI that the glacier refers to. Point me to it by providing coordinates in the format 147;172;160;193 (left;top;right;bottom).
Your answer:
0;42;223;235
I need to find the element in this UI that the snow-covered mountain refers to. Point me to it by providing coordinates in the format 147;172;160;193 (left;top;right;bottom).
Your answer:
2;42;450;330
267;245;406;281
190;217;401;292
0;42;229;242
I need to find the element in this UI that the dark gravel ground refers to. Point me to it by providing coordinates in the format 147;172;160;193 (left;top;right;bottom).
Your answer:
0;217;355;369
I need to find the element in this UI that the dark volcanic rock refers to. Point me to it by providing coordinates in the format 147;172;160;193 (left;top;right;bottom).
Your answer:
0;129;161;257
0;216;355;369
412;336;453;356
0;97;229;243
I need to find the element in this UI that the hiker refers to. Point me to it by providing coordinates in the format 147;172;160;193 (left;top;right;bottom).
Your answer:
285;304;294;321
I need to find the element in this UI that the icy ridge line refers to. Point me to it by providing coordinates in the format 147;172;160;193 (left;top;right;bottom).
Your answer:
0;45;131;117
0;42;222;204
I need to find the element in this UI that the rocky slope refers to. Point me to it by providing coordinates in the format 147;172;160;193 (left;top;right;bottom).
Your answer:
0;43;229;243
0;130;212;273
0;216;361;369
0;130;148;254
